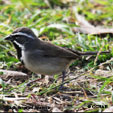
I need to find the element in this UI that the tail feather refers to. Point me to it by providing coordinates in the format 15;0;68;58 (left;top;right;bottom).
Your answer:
78;51;110;56
67;48;110;56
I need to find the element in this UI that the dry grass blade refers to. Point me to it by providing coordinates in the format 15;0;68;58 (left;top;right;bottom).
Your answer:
95;69;113;77
72;7;113;36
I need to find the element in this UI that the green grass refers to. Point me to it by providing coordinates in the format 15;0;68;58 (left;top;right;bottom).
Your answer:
0;0;113;112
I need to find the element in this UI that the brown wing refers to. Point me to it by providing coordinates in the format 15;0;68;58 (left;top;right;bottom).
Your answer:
37;40;79;59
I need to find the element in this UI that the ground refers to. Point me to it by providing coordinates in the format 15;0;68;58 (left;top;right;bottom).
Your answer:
0;0;113;112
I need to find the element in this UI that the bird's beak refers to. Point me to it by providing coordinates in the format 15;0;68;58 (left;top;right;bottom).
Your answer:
4;34;13;41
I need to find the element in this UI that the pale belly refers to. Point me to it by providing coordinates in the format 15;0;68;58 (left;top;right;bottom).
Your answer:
22;51;73;75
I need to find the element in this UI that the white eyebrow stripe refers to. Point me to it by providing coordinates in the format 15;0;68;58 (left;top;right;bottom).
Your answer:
11;32;34;39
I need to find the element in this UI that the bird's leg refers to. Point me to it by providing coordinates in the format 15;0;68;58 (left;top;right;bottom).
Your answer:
59;71;66;90
62;71;66;85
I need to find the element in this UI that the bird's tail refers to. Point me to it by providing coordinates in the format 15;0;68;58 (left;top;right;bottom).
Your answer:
78;51;110;56
67;48;110;56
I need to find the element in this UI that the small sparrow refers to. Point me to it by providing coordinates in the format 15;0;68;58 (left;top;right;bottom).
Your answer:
5;27;109;88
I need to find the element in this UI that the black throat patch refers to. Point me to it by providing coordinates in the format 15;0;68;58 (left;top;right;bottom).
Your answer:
13;42;24;65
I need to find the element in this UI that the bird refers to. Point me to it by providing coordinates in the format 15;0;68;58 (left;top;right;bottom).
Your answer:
5;27;109;89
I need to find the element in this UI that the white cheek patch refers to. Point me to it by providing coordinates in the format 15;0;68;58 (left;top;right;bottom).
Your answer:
20;50;24;62
13;40;25;63
13;40;24;50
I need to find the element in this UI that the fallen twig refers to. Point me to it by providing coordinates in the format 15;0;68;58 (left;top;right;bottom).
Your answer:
0;69;30;80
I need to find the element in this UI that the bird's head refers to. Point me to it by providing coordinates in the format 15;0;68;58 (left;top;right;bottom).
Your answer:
5;27;36;47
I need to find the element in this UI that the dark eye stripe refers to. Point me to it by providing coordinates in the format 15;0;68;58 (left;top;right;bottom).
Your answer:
11;32;34;39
